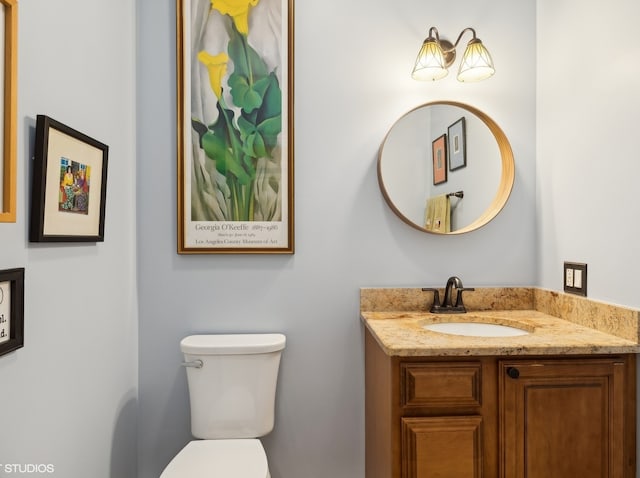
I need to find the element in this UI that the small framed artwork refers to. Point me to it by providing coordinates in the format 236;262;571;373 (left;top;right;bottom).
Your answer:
0;267;24;358
448;117;466;171
432;134;447;185
176;0;294;254
30;115;109;242
0;0;18;223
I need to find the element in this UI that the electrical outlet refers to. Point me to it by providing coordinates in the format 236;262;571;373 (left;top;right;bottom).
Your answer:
563;262;587;296
565;268;574;287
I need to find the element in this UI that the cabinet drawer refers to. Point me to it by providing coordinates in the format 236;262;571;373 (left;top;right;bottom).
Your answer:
401;362;482;409
401;416;483;478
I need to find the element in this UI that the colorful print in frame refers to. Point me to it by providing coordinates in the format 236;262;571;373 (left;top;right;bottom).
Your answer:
177;0;294;254
29;116;109;243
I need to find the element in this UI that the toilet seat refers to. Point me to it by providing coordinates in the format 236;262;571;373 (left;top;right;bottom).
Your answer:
160;439;269;478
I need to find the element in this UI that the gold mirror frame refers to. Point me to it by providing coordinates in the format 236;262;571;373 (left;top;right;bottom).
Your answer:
378;101;514;235
0;0;17;223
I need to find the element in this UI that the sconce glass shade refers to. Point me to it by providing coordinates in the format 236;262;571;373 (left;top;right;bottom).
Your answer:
411;38;449;81
457;39;495;82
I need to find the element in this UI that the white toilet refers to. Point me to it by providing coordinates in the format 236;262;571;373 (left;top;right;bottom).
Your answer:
160;333;286;478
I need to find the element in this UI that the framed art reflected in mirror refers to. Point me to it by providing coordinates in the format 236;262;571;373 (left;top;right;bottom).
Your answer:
432;134;447;185
448;117;466;171
378;101;515;235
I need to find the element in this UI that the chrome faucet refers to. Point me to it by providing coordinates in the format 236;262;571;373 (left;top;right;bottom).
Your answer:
422;276;475;313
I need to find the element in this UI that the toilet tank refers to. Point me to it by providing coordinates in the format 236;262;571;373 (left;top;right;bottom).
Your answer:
180;334;286;439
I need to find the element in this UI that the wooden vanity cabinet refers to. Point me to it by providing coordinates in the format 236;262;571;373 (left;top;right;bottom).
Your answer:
500;358;634;478
364;329;636;478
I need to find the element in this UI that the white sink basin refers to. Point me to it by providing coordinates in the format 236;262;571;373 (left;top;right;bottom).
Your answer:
423;321;530;337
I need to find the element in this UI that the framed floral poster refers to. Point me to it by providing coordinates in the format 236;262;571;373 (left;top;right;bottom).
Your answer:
177;0;294;254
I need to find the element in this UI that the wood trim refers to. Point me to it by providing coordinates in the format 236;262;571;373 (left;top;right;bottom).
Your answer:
0;0;17;223
365;328;395;478
623;356;636;477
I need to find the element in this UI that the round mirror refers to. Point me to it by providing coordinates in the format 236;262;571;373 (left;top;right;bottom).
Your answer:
378;101;514;234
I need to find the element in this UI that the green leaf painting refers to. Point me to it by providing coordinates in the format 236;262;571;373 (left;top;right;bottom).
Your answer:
191;0;283;222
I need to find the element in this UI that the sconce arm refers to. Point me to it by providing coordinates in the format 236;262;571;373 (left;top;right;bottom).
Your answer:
427;26;440;41
452;27;478;49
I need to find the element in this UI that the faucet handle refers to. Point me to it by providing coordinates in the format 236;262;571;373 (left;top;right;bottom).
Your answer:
421;288;441;312
454;287;475;308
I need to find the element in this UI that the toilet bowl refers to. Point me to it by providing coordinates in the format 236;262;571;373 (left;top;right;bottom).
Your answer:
159;439;270;478
159;333;285;478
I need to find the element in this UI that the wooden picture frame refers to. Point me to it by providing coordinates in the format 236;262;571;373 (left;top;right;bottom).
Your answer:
432;134;447;185
448;117;467;171
176;0;294;254
0;267;24;357
29;115;109;242
0;0;17;223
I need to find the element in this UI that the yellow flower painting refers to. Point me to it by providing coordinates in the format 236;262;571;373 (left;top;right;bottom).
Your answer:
210;0;260;35
197;51;229;100
178;0;292;252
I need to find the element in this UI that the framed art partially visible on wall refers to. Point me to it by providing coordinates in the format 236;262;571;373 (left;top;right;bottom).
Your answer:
0;0;18;223
0;267;24;358
29;115;109;242
448;117;466;171
176;0;294;254
432;134;447;185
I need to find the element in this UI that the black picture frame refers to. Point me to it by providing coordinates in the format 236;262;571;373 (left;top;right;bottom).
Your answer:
0;267;24;357
448;117;467;171
30;115;109;242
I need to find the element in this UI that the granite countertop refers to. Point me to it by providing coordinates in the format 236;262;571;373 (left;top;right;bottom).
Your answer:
361;288;640;357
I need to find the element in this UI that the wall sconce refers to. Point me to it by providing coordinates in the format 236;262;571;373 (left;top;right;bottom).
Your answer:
411;27;495;82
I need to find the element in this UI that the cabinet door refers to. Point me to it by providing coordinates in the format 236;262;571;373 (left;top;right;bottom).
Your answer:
402;416;483;478
500;359;625;478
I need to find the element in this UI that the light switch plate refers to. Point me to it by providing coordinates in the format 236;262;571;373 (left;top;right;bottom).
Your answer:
563;262;587;296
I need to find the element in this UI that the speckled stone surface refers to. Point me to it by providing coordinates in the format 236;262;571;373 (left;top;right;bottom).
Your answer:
360;288;640;357
360;287;535;312
534;288;640;342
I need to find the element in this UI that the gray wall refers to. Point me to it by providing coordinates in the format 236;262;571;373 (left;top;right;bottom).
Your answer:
0;1;138;477
8;0;637;477
137;0;536;477
536;0;640;308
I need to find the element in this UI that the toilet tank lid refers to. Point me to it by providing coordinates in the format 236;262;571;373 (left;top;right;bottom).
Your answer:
181;334;286;355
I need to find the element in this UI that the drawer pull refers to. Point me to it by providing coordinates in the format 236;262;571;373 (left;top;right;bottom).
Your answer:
506;367;520;379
